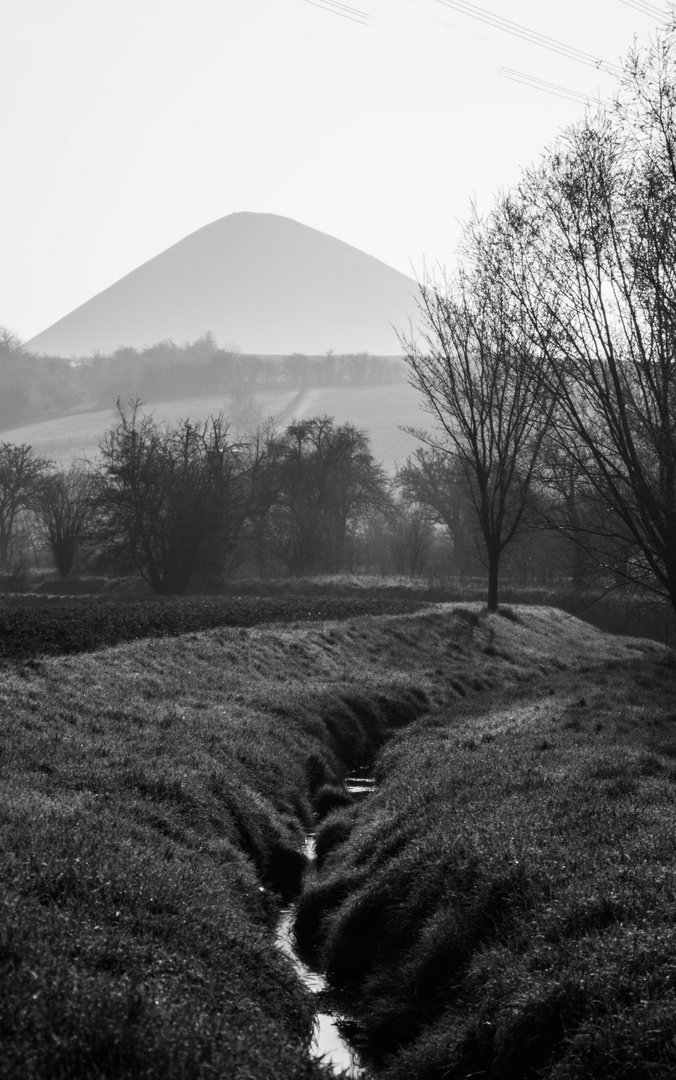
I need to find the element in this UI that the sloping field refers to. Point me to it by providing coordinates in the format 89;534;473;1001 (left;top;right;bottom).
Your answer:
0;382;423;472
1;599;670;1079
0;390;300;469
282;383;423;468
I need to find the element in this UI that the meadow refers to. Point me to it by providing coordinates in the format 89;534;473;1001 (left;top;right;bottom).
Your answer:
0;382;422;472
1;595;673;1078
0;593;422;661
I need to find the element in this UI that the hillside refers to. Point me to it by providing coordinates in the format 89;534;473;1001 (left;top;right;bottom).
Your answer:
1;382;425;473
25;213;422;357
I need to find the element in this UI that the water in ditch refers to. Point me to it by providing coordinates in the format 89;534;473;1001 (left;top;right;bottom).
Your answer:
277;898;364;1077
276;775;374;1077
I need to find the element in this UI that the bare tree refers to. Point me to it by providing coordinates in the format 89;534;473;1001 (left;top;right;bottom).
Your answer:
94;402;251;593
388;502;436;577
0;326;23;355
400;264;555;611
35;463;96;579
0;443;52;572
491;28;676;613
396;447;478;577
267;417;389;575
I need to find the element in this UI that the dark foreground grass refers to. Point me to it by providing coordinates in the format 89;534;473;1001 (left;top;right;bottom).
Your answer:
0;615;430;1079
294;612;676;1079
1;602;661;1078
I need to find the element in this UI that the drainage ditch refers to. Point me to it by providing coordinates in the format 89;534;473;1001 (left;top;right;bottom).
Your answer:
276;772;376;1077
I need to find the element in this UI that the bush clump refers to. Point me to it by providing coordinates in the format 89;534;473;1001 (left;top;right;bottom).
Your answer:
314;783;355;818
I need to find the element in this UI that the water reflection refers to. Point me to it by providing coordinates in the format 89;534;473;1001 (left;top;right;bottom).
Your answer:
277;777;377;1075
276;907;364;1077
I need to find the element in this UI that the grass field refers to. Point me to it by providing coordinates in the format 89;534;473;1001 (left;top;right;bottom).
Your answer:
0;593;424;660
2;598;673;1078
0;382;422;472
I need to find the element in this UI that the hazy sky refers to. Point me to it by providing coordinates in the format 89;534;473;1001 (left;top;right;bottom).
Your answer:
3;0;670;342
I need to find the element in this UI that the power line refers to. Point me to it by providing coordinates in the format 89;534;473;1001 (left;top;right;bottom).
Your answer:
304;0;370;24
500;67;611;107
618;0;670;21
303;0;371;25
435;0;623;74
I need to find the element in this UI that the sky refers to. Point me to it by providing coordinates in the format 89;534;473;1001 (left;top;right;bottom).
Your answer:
3;0;672;344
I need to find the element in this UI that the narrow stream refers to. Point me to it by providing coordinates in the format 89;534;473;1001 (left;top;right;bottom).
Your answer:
276;774;375;1077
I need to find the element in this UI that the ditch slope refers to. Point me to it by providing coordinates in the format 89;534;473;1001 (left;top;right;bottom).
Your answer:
0;601;431;1079
294;606;676;1079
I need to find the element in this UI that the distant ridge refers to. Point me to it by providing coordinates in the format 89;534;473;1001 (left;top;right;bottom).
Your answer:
26;213;421;357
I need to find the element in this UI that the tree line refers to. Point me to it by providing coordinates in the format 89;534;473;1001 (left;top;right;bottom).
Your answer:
400;24;676;617
0;408;391;592
0;398;589;596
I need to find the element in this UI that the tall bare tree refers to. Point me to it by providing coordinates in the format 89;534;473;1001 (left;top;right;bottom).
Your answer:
400;264;555;610
489;28;676;613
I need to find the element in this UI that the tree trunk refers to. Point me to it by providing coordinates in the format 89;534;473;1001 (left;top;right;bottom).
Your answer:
487;546;500;612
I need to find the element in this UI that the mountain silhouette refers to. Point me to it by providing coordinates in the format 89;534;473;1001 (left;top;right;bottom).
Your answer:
26;213;421;357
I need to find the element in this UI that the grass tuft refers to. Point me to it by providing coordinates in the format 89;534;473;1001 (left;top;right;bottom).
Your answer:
314;783;355;818
314;806;358;869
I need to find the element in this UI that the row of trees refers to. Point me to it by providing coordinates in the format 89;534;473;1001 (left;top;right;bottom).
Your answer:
78;339;404;407
0;400;595;595
0;409;392;592
401;24;676;614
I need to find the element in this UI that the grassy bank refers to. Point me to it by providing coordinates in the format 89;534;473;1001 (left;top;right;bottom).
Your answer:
294;606;676;1079
0;609;430;1079
3;600;671;1078
206;575;676;646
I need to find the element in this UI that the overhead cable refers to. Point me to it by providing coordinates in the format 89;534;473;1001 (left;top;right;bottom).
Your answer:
500;67;611;107
435;0;623;73
303;0;371;25
618;0;670;20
